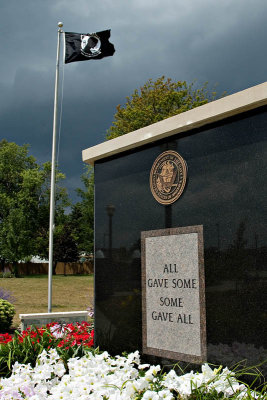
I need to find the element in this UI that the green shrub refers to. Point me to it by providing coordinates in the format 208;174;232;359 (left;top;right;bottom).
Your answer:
0;272;14;278
0;299;15;332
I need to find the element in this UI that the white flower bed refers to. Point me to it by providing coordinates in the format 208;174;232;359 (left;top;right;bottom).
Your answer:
0;349;263;399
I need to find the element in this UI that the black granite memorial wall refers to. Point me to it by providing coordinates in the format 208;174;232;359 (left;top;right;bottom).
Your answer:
94;106;267;376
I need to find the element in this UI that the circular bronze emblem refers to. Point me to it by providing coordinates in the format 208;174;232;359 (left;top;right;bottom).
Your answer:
150;150;187;205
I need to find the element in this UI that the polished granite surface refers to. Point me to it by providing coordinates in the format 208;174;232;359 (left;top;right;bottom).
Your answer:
94;107;267;376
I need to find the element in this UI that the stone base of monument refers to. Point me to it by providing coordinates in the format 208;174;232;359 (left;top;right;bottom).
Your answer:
19;311;88;331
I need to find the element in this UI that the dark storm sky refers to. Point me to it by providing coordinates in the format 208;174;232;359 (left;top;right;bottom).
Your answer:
1;0;266;201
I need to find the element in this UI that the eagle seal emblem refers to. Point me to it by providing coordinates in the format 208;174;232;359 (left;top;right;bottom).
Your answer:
150;150;187;205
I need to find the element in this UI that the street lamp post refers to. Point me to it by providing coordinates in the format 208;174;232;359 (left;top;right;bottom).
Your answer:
106;204;115;261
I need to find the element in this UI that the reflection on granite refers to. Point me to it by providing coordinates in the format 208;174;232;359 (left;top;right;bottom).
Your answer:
208;342;267;378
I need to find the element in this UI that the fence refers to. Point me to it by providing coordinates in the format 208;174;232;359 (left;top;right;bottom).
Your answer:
3;261;94;275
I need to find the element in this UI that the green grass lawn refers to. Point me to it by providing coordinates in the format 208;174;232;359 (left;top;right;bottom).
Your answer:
0;275;94;328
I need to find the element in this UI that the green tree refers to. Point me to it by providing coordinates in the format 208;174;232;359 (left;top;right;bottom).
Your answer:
53;222;79;275
70;166;94;257
33;162;70;265
106;76;219;140
0;140;69;275
0;140;41;274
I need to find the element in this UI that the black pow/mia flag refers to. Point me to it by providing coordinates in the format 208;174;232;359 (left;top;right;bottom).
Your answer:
65;30;115;64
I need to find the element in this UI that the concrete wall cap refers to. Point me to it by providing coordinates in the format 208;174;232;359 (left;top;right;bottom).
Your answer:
20;311;88;319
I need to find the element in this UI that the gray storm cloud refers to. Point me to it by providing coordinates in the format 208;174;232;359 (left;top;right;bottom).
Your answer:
0;0;266;200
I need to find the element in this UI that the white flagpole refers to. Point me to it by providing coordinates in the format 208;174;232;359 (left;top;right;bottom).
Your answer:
48;22;63;313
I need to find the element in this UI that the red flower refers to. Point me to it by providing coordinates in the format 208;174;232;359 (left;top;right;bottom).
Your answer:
0;333;12;344
0;322;94;349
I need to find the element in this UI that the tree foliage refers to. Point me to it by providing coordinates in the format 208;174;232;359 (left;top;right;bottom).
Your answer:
0;140;69;273
70;166;94;256
106;76;219;140
52;222;79;274
0;140;41;266
33;162;70;264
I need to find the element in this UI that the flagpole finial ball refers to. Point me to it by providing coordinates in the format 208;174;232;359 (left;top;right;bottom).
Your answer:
58;22;63;28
